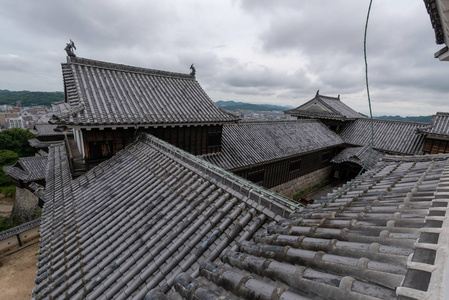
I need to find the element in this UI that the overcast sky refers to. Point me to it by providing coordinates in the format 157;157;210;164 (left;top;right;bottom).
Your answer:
0;0;447;116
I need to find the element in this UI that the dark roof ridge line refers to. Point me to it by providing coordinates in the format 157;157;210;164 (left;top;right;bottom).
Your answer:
142;133;297;216
382;153;449;162
367;118;431;126
237;119;320;125
67;56;194;80
318;94;340;100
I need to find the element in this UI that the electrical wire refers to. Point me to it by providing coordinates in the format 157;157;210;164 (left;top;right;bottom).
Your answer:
316;0;375;209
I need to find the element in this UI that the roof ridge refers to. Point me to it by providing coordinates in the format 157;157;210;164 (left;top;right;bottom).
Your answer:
364;118;431;126
318;95;340;100
238;119;319;125
142;133;297;216
67;56;194;80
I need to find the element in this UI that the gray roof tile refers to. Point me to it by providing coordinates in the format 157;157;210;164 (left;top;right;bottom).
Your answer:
3;156;47;182
340;119;427;155
331;145;384;169
34;133;294;299
285;94;366;120
201;120;344;170
30;124;64;137
0;218;41;241
52;57;238;126
182;153;449;300
418;112;449;137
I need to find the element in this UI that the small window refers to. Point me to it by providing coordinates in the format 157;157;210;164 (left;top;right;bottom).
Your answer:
321;150;332;162
247;170;265;185
289;159;302;173
207;132;221;147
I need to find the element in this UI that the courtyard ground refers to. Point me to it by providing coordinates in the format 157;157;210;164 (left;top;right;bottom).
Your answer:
0;239;39;300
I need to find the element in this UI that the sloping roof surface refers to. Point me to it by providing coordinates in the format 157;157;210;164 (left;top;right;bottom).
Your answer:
201;120;344;170
3;156;47;182
331;145;384;169
285;93;366;120
52;56;237;126
169;153;449;300
419;112;449;137
34;134;294;300
30;124;63;137
423;0;446;44
340;118;426;155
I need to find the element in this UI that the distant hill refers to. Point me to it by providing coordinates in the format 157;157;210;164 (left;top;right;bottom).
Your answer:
374;115;432;123
215;100;294;112
0;90;64;107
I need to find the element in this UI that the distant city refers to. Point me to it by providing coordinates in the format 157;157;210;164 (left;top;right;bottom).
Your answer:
0;90;433;129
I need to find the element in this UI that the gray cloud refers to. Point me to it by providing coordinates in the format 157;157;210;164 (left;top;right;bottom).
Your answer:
0;0;447;116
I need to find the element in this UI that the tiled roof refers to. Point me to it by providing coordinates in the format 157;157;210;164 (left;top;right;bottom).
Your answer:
285;93;366;120
28;138;62;149
169;153;449;300
331;145;384;169
34;134;295;299
0;218;41;241
30;124;63;137
201;120;344;170
418;112;449;137
3;156;47;182
51;56;238;127
423;0;445;44
339;118;426;155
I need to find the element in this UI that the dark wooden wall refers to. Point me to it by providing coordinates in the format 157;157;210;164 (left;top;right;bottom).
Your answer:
147;125;222;155
82;125;222;163
422;138;449;154
83;128;136;161
233;148;338;189
37;135;65;142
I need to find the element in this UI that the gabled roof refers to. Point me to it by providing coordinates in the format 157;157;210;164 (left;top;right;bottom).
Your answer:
201;120;344;170
424;0;446;44
28;138;63;149
340;118;427;155
51;56;238;127
285;92;366;121
418;112;449;137
34;134;295;299
30;124;63;137
3;156;47;182
331;145;384;169
170;153;449;300
423;0;449;60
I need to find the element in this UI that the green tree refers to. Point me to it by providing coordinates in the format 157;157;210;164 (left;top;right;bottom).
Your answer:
0;128;35;157
0;149;18;187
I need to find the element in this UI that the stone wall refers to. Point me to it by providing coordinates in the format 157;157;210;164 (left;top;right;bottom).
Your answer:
9;188;40;223
271;166;333;198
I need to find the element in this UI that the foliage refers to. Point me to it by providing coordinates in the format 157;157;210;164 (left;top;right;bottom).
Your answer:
0;89;64;107
215;100;294;112
0;149;19;166
0;185;16;197
0;217;9;231
0;128;35;157
374;115;432;123
0;150;19;187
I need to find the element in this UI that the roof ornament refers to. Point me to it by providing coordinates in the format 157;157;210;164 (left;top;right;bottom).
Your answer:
338;94;340;99
190;63;196;76
65;39;76;57
316;90;320;96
